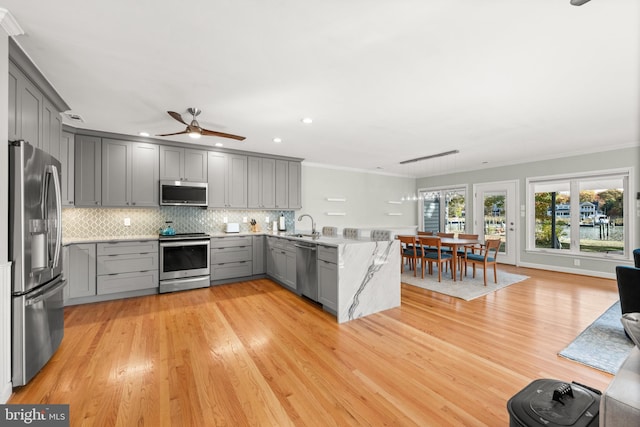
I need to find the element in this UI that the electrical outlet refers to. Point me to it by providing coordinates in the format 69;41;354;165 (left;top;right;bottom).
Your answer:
223;217;228;224
574;259;580;266
265;216;270;223
242;217;248;223
123;217;131;226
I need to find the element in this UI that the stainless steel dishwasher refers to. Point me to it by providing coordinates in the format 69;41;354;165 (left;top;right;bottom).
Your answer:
294;242;318;302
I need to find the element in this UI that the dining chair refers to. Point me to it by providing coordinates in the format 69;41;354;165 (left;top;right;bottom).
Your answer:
616;266;640;339
456;233;479;273
322;226;338;236
343;228;359;238
398;235;420;276
633;248;640;268
418;236;453;282
464;238;501;286
417;231;433;236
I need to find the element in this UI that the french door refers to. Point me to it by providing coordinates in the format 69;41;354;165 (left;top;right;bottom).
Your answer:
473;181;518;265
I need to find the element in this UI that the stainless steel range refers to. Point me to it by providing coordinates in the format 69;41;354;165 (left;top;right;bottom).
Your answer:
159;233;210;293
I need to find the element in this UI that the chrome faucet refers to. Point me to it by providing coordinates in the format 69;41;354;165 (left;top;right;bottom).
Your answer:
297;214;317;236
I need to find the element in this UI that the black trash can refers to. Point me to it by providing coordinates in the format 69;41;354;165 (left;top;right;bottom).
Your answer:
507;379;600;427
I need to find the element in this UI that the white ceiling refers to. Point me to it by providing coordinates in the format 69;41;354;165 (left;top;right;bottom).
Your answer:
3;0;639;177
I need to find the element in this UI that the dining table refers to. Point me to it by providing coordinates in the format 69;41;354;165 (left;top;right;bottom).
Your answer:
398;235;480;281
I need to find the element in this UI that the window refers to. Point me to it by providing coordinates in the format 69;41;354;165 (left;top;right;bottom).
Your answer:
528;170;630;258
419;187;466;233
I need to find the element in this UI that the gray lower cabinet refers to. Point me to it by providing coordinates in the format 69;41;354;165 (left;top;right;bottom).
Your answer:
207;152;247;208
75;135;102;206
210;236;253;281
252;235;265;275
65;243;97;300
160;145;208;182
96;241;158;295
317;245;338;312
265;236;296;290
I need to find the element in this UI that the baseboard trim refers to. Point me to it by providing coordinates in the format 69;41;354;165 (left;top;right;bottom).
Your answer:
517;261;616;280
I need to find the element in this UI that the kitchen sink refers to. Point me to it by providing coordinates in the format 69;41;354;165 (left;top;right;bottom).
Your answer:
290;233;319;239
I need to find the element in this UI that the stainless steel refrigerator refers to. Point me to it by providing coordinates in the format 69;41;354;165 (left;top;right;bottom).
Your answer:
9;140;66;387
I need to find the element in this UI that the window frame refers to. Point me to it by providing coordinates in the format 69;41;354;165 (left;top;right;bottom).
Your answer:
418;184;469;233
526;167;633;260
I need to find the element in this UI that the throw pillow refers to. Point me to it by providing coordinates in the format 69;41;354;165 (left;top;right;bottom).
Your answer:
621;312;640;348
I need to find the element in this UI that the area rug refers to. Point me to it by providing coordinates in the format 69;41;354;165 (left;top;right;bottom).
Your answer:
558;301;634;374
401;266;529;301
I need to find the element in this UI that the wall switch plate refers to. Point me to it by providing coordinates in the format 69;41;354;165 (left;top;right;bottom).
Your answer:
123;217;131;226
242;217;248;223
223;217;228;223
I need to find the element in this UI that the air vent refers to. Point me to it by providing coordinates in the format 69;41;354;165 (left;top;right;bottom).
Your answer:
63;111;85;122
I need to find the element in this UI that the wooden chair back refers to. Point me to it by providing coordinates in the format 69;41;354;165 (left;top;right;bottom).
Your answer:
437;232;454;238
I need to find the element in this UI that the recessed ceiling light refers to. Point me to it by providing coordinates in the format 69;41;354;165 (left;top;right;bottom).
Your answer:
215;142;223;147
138;131;150;137
273;137;282;143
301;117;313;124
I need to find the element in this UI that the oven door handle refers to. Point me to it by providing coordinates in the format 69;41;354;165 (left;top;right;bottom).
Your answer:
160;240;210;248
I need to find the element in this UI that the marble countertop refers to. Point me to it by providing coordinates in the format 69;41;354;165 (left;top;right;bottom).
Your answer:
63;231;386;247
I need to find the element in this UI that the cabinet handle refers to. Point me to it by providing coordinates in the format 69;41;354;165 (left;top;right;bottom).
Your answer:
95;201;99;205
69;200;73;204
132;202;136;206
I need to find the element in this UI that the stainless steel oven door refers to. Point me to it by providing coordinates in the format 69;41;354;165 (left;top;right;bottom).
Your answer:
159;239;210;280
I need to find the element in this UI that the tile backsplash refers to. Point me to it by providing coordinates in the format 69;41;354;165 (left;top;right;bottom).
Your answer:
62;207;296;238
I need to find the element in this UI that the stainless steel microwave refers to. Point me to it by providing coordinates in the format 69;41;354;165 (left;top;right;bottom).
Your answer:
160;180;208;206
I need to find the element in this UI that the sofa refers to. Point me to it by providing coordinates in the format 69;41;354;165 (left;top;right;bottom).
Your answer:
600;312;640;425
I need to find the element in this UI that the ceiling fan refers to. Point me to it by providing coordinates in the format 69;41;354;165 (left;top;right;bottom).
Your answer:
157;108;246;141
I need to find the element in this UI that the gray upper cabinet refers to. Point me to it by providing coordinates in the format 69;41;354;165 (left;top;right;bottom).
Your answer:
288;161;302;209
274;160;288;209
160;145;207;182
75;135;102;206
9;61;43;149
102;139;159;207
208;152;248;208
42;97;62;160
130;142;159;206
247;156;276;209
59;131;75;206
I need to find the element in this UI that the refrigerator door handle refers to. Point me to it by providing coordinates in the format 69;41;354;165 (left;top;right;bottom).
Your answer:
24;279;67;306
46;164;63;269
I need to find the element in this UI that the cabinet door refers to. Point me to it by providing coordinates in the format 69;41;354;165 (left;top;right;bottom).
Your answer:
67;243;97;299
159;145;183;180
8;63;19;141
252;235;265;275
207;151;228;208
284;249;297;290
18;73;43;150
247;156;262;208
288;161;302;209
102;138;130;206
227;154;247;208
42;97;62;159
60;131;75;206
274;160;288;209
74;135;102;206
261;158;276;208
183;149;208;182
318;260;338;311
130;142;159;206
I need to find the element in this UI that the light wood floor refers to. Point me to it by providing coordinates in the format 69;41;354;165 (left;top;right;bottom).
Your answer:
9;266;618;426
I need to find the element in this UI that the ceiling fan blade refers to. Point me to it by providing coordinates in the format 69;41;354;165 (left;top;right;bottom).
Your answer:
156;130;189;137
167;111;188;125
201;128;246;141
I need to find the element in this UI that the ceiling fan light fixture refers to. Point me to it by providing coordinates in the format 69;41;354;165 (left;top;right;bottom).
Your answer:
570;0;591;5
188;130;201;139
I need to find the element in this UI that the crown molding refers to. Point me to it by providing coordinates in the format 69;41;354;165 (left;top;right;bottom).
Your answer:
0;9;23;36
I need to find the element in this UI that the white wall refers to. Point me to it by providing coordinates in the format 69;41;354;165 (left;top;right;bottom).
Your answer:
299;164;418;233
